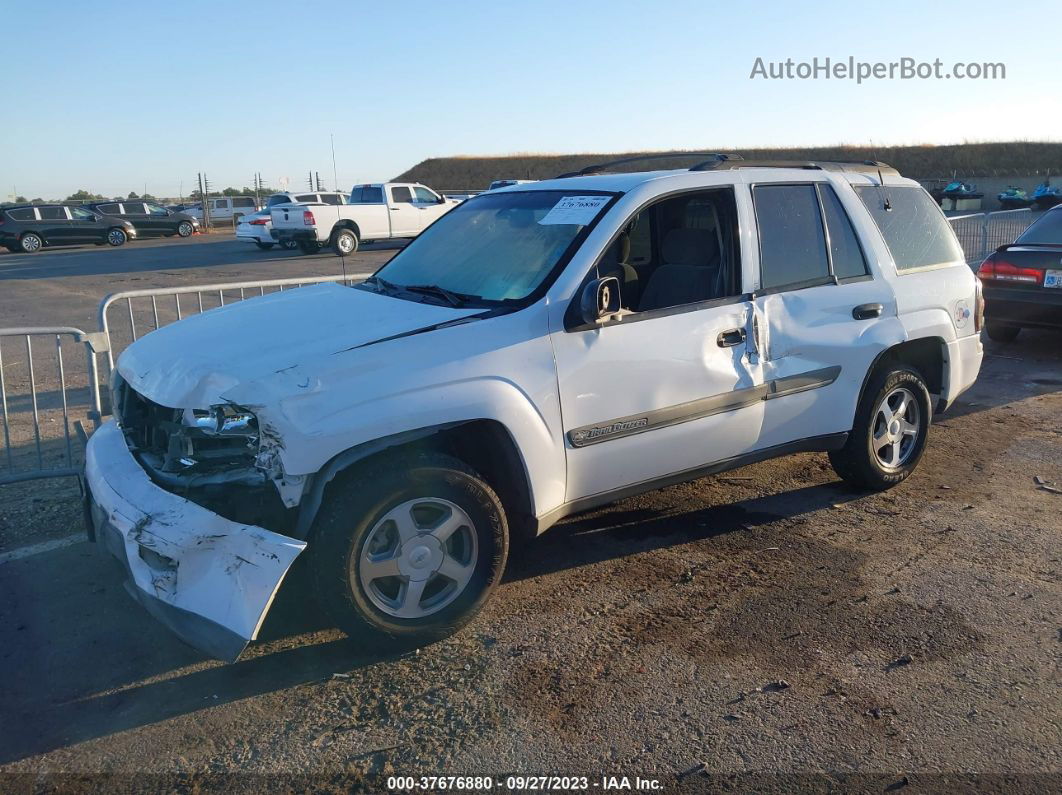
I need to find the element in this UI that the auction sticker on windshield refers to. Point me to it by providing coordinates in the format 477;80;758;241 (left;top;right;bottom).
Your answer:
538;195;610;225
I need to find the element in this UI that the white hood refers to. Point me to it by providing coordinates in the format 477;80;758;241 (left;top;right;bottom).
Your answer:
117;283;480;408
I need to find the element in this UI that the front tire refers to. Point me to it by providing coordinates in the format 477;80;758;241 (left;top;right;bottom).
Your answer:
333;228;358;256
177;221;194;238
107;228;127;247
19;232;43;253
829;365;932;490
254;241;275;250
985;320;1020;343
310;453;509;647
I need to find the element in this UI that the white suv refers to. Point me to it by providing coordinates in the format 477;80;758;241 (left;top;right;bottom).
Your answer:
84;156;984;661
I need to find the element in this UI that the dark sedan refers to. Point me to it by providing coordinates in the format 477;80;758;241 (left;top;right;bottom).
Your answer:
976;206;1062;341
0;204;135;253
87;200;199;238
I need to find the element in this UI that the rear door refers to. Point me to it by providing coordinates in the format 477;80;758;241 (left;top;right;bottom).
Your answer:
749;180;898;450
212;198;230;219
349;186;390;239
387;185;418;236
120;201;151;234
37;206;75;245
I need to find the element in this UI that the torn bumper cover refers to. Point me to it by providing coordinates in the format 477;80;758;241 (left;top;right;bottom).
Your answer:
84;420;306;662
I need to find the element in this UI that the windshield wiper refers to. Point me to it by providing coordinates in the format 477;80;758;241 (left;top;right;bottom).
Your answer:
362;275;401;295
401;283;475;308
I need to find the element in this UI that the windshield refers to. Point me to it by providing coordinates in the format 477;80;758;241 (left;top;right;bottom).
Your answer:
368;190;614;305
1016;210;1062;244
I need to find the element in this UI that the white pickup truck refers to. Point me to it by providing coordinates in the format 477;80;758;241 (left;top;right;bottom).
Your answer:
271;182;461;255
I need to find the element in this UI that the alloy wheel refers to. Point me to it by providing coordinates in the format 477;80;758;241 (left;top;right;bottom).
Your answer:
872;386;920;470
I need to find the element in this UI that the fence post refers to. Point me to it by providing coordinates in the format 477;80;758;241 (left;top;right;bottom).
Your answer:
980;214;990;263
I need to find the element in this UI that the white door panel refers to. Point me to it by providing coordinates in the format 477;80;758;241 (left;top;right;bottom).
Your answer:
754;280;901;449
550;300;765;501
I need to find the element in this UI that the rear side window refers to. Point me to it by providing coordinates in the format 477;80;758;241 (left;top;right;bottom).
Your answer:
1016;209;1062;244
350;187;384;203
38;207;67;220
97;203;120;214
819;185;869;279
6;208;35;220
123;202;146;214
855;185;963;270
754;184;830;290
320;193;343;205
391;186;413;203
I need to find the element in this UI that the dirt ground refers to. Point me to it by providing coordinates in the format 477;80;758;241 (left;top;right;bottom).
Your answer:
0;238;1059;791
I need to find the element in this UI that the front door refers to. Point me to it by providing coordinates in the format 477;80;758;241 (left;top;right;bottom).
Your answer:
549;187;766;503
747;180;899;450
68;206;104;242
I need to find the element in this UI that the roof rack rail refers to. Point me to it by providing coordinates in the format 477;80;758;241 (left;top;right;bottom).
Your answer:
691;159;900;177
555;152;743;179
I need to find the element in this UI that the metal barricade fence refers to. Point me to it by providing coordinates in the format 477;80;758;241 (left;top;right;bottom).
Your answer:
0;327;105;485
2;273;361;486
948;208;1036;266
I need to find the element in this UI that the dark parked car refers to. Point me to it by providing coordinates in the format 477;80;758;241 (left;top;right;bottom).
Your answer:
0;204;135;253
977;205;1062;341
87;200;198;238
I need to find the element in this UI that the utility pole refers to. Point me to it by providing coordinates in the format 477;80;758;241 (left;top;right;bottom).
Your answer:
308;171;314;191
253;172;261;207
199;172;212;229
315;171;322;191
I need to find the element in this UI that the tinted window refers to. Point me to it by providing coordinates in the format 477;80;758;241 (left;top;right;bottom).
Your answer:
1016;209;1062;244
391;186;413;203
70;207;95;220
754;184;830;289
38;207;67;220
7;208;35;221
294;194;317;203
146;204;168;216
320;193;343;205
819;185;869;279
267;195;290;207
855;186;963;270
123;202;147;214
413;187;438;202
97;203;120;214
350;187;384;203
233;198;256;208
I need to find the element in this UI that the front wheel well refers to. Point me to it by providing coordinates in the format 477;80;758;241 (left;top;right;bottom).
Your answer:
300;420;536;544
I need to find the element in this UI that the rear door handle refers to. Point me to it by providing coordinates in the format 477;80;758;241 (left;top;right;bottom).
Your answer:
717;328;746;347
852;303;883;320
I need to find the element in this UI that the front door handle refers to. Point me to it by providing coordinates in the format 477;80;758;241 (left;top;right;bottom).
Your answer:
852;303;883;320
717;327;746;347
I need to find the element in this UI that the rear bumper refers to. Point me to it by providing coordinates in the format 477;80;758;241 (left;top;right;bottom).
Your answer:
83;421;305;661
983;286;1062;330
270;228;319;243
236;226;272;244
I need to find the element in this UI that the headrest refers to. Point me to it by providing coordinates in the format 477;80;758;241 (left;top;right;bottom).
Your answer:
662;228;719;267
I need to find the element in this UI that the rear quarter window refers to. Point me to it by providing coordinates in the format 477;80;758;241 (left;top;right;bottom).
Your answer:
97;203;120;214
6;208;35;220
855;185;963;270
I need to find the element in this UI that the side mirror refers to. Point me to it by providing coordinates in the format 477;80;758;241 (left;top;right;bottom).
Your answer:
579;276;621;326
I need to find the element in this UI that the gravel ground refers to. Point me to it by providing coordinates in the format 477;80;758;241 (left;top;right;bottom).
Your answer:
0;238;1059;791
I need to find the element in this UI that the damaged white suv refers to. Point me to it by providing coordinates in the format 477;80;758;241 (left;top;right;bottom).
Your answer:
84;155;984;661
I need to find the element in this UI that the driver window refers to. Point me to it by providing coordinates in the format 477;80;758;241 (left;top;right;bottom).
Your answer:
413;186;438;203
594;188;741;313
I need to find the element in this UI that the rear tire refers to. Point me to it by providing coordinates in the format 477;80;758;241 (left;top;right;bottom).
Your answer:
829;364;932;491
333;228;359;256
19;232;43;253
985;321;1020;343
310;453;509;648
254;241;275;250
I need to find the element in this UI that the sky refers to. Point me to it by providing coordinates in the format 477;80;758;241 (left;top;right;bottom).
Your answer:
1;0;1058;199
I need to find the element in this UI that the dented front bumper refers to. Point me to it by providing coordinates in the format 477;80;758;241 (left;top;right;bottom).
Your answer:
84;420;306;662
